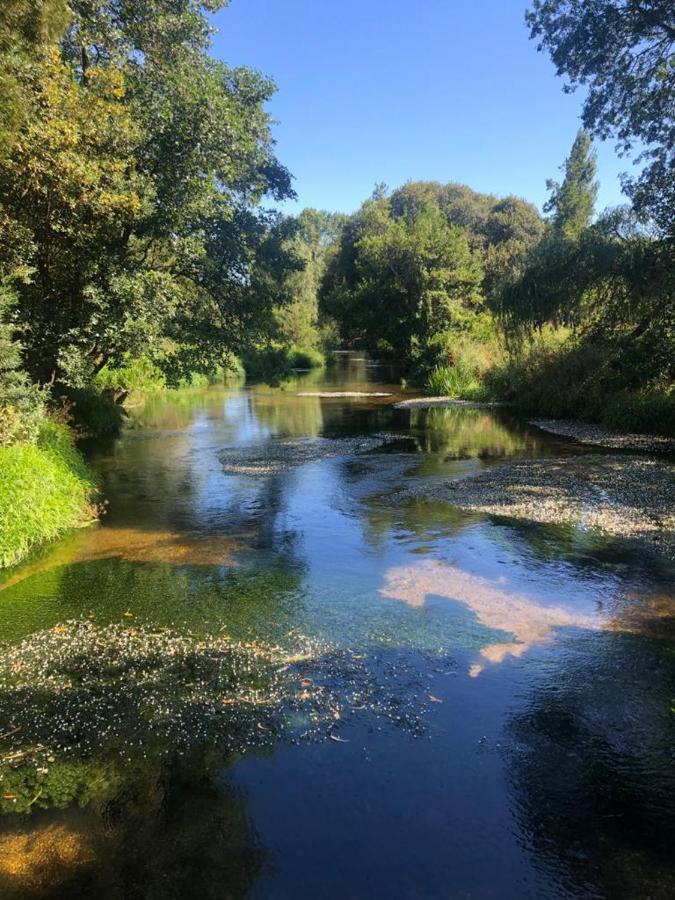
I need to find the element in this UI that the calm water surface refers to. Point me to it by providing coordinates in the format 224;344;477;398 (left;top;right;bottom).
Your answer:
1;356;674;899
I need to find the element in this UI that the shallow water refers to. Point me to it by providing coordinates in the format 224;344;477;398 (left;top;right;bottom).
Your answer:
1;355;674;899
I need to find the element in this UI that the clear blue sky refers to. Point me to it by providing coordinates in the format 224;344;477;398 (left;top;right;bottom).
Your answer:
211;0;632;216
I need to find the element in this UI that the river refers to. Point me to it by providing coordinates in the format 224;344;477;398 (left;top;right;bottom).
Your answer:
0;354;673;899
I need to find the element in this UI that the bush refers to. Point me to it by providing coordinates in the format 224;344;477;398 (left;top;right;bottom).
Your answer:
424;332;501;400
241;345;324;382
0;394;45;446
0;284;47;446
0;420;98;568
96;356;166;395
287;347;325;369
600;389;675;435
487;331;599;416
488;330;675;435
178;371;211;389
240;346;291;383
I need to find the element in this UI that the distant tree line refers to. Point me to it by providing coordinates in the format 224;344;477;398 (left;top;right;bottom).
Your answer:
295;0;673;431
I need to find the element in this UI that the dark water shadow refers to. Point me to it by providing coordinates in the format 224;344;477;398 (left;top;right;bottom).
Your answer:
504;629;675;899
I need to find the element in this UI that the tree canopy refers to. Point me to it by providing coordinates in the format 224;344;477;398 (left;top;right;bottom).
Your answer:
320;182;543;368
527;0;675;236
0;0;299;390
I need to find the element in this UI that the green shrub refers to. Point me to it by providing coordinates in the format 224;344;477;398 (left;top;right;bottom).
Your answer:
0;284;46;445
240;345;291;383
178;371;210;389
220;356;246;380
0;421;98;568
96;356;166;395
488;330;675;435
288;347;325;369
242;345;324;382
600;390;675;435
487;334;602;416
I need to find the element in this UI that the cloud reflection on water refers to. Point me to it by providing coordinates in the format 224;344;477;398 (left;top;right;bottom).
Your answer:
381;559;600;676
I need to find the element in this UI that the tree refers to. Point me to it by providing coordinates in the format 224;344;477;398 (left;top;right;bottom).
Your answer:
498;132;599;329
0;0;299;390
544;129;598;240
483;196;546;301
321;193;483;365
527;0;675;236
275;209;346;350
0;0;70;152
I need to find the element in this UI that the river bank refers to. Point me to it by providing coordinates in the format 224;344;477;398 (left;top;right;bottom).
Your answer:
0;422;98;569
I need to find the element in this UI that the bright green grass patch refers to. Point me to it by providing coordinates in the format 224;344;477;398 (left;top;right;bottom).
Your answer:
0;422;98;568
426;364;493;401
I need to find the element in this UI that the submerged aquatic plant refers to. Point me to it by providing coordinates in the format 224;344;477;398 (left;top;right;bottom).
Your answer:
0;621;452;815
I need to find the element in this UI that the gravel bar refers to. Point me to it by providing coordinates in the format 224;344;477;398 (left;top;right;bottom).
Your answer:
397;454;675;557
297;391;392;398
219;433;419;475
393;397;511;410
530;418;675;454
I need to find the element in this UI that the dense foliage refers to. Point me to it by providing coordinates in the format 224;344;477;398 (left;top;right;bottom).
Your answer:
320;182;543;372
274;209;346;353
0;0;299;394
527;0;675;237
498;20;675;426
0;0;305;566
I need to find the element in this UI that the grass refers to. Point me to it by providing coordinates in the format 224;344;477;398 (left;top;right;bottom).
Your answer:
426;364;492;401
0;421;98;568
424;334;499;401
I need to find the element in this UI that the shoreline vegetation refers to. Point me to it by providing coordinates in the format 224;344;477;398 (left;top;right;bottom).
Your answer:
0;421;98;569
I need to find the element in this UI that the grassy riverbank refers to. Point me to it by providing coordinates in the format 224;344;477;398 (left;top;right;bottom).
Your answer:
0;422;98;569
422;331;675;438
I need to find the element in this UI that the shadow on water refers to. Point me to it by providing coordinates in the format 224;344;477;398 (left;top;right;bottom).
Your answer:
0;755;264;900
0;611;454;898
504;629;675;899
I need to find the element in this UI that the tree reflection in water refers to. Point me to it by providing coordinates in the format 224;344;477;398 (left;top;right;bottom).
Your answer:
0;753;264;900
504;629;675;899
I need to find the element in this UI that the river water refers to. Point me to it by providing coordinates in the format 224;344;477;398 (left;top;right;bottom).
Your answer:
0;355;674;899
